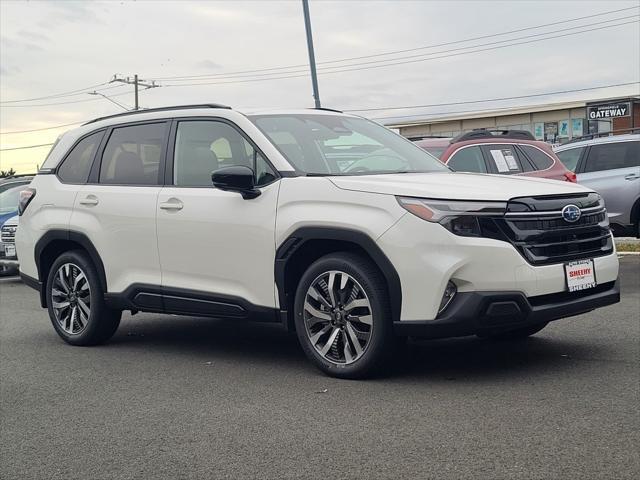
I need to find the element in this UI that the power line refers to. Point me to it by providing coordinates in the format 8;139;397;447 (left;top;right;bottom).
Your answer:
0;88;142;108
2;81;637;135
0;83;125;105
0;121;85;135
0;143;54;152
347;81;640;113
152;5;639;81
160;14;637;83
160;20;638;87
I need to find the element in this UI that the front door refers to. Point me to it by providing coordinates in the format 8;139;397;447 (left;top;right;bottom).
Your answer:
156;119;280;316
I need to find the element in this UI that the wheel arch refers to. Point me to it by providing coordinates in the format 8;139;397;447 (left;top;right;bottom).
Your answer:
630;196;640;236
275;227;402;330
34;230;107;308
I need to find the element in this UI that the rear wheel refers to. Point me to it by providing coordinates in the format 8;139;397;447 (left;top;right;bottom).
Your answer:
46;250;121;345
294;252;393;379
479;322;549;341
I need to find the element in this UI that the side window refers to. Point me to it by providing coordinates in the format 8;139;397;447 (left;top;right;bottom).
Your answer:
99;123;166;185
57;131;103;183
556;147;584;172
485;145;523;174
174;120;277;187
584;142;640;173
447;146;487;173
520;145;554;171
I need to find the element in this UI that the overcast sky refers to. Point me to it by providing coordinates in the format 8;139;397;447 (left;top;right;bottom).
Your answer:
1;0;639;173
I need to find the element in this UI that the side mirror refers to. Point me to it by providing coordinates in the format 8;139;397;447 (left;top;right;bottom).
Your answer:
211;165;261;199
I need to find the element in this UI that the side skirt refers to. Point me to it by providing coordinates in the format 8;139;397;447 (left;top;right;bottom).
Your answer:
104;284;279;323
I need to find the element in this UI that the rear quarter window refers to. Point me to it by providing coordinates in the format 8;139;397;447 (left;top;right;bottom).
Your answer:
556;147;584;172
520;145;554;171
57;131;104;184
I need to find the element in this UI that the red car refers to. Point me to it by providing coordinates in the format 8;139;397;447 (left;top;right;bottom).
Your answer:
414;130;576;182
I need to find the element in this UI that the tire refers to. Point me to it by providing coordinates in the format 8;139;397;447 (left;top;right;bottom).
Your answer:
293;252;394;379
46;250;121;346
479;322;549;341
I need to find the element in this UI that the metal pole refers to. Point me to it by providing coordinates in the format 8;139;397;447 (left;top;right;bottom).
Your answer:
134;74;139;110
302;0;321;108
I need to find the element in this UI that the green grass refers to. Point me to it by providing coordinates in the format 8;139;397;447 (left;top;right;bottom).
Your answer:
616;242;640;253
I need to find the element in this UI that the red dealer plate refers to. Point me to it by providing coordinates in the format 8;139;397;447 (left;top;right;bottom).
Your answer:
565;259;597;292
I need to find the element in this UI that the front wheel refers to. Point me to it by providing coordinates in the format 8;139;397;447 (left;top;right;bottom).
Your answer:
294;252;393;379
46;250;121;346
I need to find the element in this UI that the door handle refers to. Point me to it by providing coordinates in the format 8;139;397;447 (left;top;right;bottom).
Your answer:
624;173;639;181
79;195;99;206
159;199;183;211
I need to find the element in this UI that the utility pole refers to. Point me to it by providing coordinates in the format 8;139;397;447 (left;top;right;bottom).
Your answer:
302;0;321;109
110;74;159;110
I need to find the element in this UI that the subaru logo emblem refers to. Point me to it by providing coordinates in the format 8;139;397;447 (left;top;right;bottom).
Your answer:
561;204;581;223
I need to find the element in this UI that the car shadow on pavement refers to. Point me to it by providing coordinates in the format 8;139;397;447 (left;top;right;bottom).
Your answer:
110;313;605;381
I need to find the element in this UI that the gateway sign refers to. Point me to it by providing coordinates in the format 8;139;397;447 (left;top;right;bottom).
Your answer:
588;102;631;120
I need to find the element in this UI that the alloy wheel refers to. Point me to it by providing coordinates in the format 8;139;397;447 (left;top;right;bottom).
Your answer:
51;263;92;335
303;270;373;365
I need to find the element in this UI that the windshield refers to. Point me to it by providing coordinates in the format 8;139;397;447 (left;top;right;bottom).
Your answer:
250;114;449;175
0;185;23;215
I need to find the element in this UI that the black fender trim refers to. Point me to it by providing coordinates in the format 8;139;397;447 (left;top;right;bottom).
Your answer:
34;230;108;307
275;226;402;323
104;283;279;322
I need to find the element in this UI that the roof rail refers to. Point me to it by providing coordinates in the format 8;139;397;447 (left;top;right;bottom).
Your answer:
0;173;36;181
311;107;343;113
408;135;450;141
83;103;232;126
451;129;536;143
564;127;640;144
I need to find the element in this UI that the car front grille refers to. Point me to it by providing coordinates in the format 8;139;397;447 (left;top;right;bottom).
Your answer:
494;192;613;266
1;225;16;244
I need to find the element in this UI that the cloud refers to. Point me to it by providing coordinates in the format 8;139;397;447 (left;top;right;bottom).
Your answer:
194;60;223;71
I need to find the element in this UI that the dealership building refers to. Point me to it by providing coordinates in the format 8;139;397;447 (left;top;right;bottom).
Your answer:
386;96;640;143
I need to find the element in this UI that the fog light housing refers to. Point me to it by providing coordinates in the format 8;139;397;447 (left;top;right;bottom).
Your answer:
438;281;457;314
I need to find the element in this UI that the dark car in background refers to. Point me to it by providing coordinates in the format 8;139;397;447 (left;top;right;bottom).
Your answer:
414;130;576;182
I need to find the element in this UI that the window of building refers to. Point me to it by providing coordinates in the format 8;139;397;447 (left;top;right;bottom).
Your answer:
99;123;166;185
520;145;554;171
174;120;276;187
57;131;103;183
448;146;487;173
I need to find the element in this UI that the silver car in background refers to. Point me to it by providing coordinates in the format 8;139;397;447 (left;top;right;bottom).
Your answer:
555;134;640;237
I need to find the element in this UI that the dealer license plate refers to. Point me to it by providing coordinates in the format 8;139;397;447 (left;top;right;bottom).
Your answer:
565;259;596;292
5;244;16;258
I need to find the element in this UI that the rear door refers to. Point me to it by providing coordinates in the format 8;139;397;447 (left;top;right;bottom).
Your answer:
71;121;169;294
481;144;527;175
577;140;640;227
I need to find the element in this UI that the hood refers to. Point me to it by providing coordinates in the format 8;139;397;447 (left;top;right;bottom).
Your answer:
328;172;591;201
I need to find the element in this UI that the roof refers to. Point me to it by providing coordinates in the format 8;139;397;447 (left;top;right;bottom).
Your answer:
384;95;640;128
555;133;640;151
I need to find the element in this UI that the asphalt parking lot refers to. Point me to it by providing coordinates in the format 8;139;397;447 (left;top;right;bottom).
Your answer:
1;257;638;480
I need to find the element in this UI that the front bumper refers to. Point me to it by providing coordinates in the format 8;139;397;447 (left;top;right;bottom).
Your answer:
394;280;620;338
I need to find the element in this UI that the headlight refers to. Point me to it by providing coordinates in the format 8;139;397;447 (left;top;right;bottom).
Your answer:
397;197;506;237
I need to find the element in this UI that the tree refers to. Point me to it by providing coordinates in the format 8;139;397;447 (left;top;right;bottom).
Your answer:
0;168;16;178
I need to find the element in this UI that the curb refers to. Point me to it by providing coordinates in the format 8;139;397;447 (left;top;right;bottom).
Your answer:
617;252;640;256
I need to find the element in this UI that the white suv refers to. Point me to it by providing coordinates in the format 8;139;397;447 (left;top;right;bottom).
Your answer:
16;105;620;378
